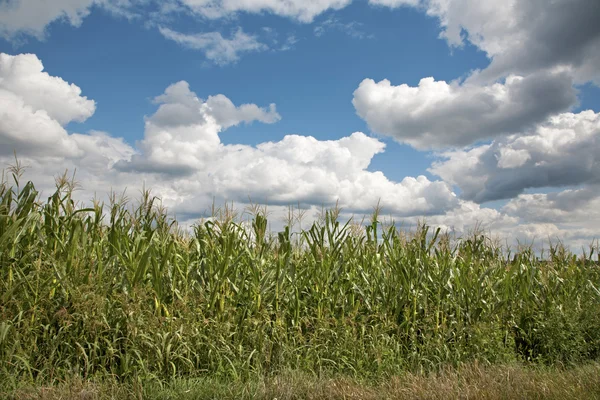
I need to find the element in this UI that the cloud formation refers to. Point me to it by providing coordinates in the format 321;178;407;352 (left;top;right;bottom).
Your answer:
0;52;459;223
115;80;281;175
0;0;354;40
1;51;597;250
499;186;600;250
159;27;268;65
355;0;599;153
369;0;600;84
4;0;599;87
116;79;458;216
0;0;94;39
352;71;577;149
0;53;96;157
176;0;352;23
0;0;150;40
503;186;600;225
314;17;370;39
429;110;600;203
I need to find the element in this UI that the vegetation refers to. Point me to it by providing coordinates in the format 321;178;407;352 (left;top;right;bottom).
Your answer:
1;165;600;396
8;363;600;399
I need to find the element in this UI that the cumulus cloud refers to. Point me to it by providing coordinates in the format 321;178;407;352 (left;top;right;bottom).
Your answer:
5;0;599;90
429;110;600;202
169;136;459;218
159;27;268;65
357;0;599;156
116;80;280;175
0;0;94;39
0;53;96;157
499;186;600;250
352;71;577;149
452;0;600;85
400;199;518;234
0;53;95;124
205;94;280;127
369;0;600;85
503;186;600;225
0;52;459;225
0;0;150;40
1;50;595;251
399;191;600;251
1;0;352;42
115;80;459;217
0;52;135;201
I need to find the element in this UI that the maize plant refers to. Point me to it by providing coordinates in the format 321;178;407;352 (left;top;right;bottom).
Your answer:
1;172;599;388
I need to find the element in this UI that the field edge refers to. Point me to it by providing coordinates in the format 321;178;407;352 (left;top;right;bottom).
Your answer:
5;362;600;400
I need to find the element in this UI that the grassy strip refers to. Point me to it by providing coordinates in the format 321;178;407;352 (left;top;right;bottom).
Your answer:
6;363;600;400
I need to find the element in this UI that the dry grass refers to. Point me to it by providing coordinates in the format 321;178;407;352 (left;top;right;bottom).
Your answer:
6;363;600;400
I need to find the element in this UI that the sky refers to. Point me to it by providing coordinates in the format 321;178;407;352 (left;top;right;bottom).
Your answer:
1;0;599;251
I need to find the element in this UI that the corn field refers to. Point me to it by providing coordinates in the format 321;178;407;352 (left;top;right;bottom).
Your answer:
1;170;600;388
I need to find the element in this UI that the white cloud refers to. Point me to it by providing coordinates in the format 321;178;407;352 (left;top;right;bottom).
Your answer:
0;53;96;157
0;53;135;199
314;17;370;39
0;53;95;124
503;187;600;225
278;34;299;51
369;0;421;9
5;0;599;91
0;89;79;158
0;0;353;41
398;192;600;251
400;199;517;234
177;0;352;23
116;80;280;175
352;71;577;149
496;148;530;169
0;0;94;39
159;27;268;65
359;0;599;162
429;110;600;202
499;187;600;250
116;80;459;217
0;0;149;40
369;0;600;85
0;53;460;222
2;51;597;252
205;94;280;128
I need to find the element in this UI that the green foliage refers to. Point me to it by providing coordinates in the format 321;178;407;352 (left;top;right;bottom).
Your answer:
1;171;599;388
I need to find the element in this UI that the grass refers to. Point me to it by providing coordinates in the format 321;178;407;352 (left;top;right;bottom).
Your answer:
1;164;599;396
7;363;600;399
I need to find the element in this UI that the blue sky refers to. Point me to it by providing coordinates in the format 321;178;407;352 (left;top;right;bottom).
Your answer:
1;0;599;249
